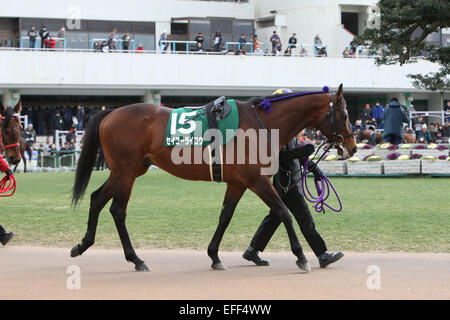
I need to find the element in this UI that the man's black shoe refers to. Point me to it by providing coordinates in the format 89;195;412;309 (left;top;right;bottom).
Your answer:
319;251;344;268
1;231;15;246
243;249;269;266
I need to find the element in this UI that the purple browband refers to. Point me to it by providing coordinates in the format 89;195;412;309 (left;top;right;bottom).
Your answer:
258;86;330;114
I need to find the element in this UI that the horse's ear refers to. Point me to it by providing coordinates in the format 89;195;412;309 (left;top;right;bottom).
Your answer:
14;99;22;114
335;83;344;104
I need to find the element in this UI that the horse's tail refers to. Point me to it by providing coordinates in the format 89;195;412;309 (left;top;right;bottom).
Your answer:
72;110;112;206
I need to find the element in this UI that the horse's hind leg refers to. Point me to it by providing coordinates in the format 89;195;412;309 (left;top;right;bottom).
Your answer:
208;183;246;270
250;176;310;272
71;176;114;257
109;175;149;271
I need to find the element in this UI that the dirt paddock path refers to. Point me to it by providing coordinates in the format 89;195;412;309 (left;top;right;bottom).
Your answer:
1;246;449;300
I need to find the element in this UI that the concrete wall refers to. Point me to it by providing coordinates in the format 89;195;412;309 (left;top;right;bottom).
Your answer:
0;50;442;97
1;0;254;22
252;0;378;56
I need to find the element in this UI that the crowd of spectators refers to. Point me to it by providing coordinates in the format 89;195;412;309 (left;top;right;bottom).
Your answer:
351;101;450;145
25;24;332;57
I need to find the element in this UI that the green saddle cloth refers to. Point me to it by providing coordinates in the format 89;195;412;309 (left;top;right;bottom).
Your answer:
164;99;239;147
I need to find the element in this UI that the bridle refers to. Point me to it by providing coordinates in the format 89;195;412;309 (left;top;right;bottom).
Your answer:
0;113;21;155
318;93;354;146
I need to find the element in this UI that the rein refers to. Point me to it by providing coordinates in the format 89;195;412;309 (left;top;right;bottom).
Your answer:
0;174;16;197
0;115;21;153
252;86;347;213
300;157;342;213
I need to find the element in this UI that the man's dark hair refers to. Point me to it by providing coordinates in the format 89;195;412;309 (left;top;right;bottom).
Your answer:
390;97;399;102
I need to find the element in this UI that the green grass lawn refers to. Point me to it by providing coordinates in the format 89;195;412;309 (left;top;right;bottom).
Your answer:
2;170;449;253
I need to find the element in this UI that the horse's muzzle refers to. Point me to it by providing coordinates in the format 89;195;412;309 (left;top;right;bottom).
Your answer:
8;156;20;165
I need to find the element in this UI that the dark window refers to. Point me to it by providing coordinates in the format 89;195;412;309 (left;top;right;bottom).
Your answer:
113;22;134;33
171;22;188;35
211;19;232;33
190;19;211;34
133;22;155;34
42;19;66;32
341;12;358;35
88;20;111;33
234;20;253;36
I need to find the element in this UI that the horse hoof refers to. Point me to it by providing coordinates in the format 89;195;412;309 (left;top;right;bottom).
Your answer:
135;263;150;272
70;245;80;258
296;260;311;273
211;262;228;270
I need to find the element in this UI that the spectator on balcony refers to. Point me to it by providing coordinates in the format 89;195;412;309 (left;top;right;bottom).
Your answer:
44;35;56;50
235;47;246;55
100;41;109;53
252;35;262;54
107;39;115;51
220;44;228;54
194;42;204;53
299;46;308;57
136;43;144;53
238;34;247;50
274;38;282;55
372;101;384;126
159;30;168;52
342;47;351;58
39;26;49;48
213;31;222;52
417;124;432;144
57;27;65;48
122;32;132;51
76;105;85;130
93;41;101;52
284;47;293;56
195;32;204;49
270;31;280;54
27;26;37;49
362;104;372;124
108;28;119;50
288;33;297;50
314;34;327;57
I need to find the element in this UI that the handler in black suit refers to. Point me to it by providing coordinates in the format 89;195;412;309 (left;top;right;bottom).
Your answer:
243;139;344;268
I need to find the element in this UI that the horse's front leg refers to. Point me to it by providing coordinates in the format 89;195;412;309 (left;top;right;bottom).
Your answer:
208;183;246;270
249;176;310;272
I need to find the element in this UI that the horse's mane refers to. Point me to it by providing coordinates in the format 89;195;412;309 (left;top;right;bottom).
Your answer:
250;87;330;106
2;107;14;118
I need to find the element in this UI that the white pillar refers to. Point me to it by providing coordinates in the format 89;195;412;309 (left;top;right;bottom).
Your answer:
143;90;161;105
2;89;20;107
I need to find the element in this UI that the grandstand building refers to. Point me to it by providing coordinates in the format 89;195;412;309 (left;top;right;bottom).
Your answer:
0;0;448;123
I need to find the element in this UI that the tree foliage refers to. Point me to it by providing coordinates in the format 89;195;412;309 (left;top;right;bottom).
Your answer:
353;0;450;93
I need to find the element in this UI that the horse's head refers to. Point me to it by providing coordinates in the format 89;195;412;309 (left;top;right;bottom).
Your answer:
0;100;23;165
318;84;357;157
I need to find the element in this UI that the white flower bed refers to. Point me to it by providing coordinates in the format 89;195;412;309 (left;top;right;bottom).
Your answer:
347;161;383;175
382;160;421;174
317;161;347;175
421;159;450;174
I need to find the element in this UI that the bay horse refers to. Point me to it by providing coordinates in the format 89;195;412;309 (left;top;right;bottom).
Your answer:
362;130;416;144
13;136;27;173
0;101;23;166
71;84;357;272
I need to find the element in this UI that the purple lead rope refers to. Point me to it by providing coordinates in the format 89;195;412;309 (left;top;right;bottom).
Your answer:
301;157;343;213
